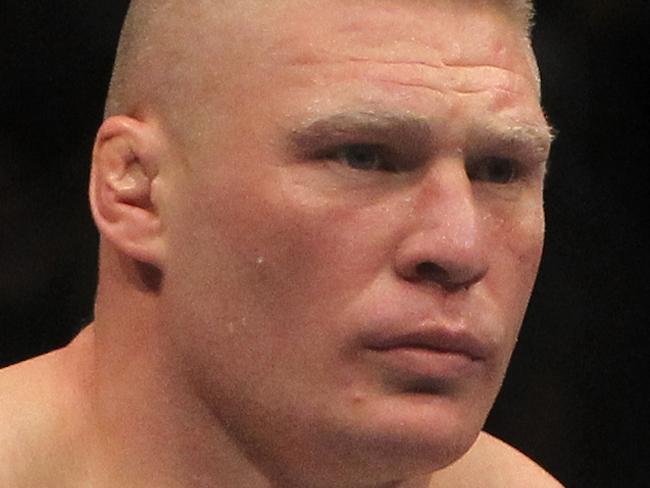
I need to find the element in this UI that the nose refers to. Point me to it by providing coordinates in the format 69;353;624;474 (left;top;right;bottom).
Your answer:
394;159;489;292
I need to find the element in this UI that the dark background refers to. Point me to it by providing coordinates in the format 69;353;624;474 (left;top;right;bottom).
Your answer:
1;1;648;487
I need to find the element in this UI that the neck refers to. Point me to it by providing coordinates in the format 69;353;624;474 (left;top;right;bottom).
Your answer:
78;322;273;487
82;252;275;486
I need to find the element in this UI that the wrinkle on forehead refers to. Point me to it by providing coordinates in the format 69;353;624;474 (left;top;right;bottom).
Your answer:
262;3;539;98
285;56;537;100
288;57;529;78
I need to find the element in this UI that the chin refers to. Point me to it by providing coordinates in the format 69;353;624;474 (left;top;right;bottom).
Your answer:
378;406;480;469
254;391;485;488
312;432;477;488
306;392;486;484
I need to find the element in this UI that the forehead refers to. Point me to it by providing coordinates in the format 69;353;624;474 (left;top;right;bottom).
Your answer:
218;2;534;98
237;1;532;70
168;0;548;150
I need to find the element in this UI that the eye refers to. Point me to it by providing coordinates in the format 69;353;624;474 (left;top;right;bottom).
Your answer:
330;144;395;172
467;156;518;184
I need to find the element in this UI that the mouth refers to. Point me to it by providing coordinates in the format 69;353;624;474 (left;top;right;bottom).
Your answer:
368;328;489;360
364;326;490;384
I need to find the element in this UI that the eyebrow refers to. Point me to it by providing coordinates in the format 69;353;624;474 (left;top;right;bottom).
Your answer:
287;112;434;156
287;111;555;159
474;121;556;152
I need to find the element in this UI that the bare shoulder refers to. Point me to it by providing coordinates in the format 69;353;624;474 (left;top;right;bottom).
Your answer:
0;331;92;487
0;350;62;440
430;431;565;488
0;351;65;486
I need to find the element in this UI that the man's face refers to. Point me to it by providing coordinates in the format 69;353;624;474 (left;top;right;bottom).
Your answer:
158;1;550;484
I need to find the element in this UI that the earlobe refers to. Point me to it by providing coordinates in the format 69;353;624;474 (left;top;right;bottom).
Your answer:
90;116;165;267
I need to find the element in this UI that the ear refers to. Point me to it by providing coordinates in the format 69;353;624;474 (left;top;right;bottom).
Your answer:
89;116;166;268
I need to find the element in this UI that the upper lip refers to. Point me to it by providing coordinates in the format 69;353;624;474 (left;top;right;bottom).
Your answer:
365;325;490;362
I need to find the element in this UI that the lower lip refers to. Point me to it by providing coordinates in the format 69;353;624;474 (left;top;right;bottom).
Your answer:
370;347;481;380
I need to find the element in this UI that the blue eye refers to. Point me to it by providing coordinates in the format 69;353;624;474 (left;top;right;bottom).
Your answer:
334;144;391;172
467;157;518;184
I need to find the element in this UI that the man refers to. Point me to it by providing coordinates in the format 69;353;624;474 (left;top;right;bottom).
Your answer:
0;0;562;486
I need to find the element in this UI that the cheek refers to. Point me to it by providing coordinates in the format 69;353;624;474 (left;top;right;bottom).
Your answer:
165;165;393;338
487;198;544;339
244;196;393;316
509;200;545;280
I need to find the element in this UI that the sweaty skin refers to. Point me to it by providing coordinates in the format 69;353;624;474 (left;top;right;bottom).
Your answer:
0;1;562;487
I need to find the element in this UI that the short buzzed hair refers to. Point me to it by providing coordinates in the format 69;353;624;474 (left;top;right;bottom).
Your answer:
105;0;536;122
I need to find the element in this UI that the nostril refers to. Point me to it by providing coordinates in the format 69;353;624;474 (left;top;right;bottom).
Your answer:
394;230;489;292
414;262;447;282
412;261;480;292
